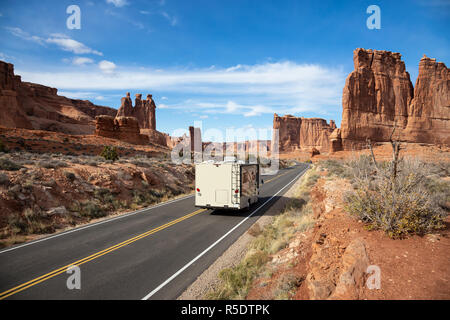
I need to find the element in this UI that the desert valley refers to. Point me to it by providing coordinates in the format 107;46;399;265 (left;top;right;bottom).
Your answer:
0;45;449;300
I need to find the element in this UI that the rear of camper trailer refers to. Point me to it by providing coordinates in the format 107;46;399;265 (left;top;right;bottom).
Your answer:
195;161;260;210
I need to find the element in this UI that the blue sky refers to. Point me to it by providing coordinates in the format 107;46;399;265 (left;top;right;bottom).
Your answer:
0;0;449;141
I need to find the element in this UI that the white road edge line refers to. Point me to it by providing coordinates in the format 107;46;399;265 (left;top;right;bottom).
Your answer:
0;194;194;255
141;165;309;300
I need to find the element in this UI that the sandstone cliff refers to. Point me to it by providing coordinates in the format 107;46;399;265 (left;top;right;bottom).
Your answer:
404;55;450;145
273;114;336;152
338;49;449;150
0;60;117;134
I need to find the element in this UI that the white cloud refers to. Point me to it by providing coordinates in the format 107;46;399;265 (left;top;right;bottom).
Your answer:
106;0;129;7
140;10;151;15
0;52;15;61
5;28;103;56
17;61;346;117
161;11;177;26
5;27;44;44
72;57;95;66
98;60;117;74
46;34;103;56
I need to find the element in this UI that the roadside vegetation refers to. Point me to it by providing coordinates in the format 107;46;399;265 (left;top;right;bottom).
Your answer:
206;167;319;300
319;154;449;238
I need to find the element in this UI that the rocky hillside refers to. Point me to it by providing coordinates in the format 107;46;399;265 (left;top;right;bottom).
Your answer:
0;149;194;248
0;61;117;135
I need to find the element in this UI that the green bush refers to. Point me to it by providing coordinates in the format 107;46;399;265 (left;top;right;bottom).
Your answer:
100;146;119;162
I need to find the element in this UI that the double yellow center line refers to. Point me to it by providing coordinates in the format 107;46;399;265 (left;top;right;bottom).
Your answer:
0;208;206;300
0;168;294;300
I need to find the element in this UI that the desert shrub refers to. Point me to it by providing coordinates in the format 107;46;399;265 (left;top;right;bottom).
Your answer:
318;159;351;178
0;139;7;153
247;223;262;237
273;273;303;300
8;209;53;235
94;188;115;205
0;172;9;185
100;146;119;162
64;171;76;181
0;158;22;171
131;188;163;206
79;201;106;218
345;157;447;238
38;160;68;169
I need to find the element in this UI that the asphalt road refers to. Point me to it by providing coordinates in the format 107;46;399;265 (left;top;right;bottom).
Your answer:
0;163;309;300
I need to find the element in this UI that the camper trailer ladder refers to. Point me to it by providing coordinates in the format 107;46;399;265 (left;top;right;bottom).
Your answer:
231;164;240;204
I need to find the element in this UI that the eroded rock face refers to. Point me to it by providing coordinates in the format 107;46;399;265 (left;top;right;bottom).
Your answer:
0;60;117;134
116;92;156;130
0;62;32;129
339;49;449;150
95;115;149;145
405;55;450;145
273;114;336;152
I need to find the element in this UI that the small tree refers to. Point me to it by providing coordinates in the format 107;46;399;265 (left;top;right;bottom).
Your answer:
100;146;119;162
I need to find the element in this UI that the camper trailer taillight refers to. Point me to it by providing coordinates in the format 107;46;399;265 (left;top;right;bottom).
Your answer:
196;188;200;192
235;189;239;194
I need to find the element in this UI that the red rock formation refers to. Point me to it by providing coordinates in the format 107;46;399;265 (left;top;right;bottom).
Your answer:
339;49;449;150
273;114;336;152
329;128;343;152
340;49;414;149
0;60;117;134
116;92;156;130
95;115;149;145
405;55;450;145
0;62;32;129
273;114;302;152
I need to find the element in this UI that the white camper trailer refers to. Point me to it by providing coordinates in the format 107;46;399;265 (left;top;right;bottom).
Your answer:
195;161;260;210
